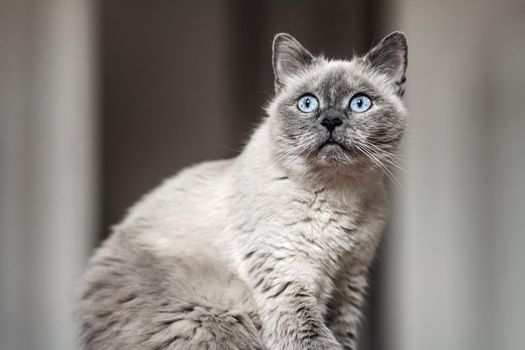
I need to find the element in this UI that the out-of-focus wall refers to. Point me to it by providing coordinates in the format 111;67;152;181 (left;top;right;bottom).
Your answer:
0;0;96;349
385;1;525;350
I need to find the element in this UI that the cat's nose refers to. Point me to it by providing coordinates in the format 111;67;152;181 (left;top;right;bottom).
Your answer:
320;109;343;132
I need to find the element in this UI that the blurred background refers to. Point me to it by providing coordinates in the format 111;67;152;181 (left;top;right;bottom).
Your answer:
1;0;524;349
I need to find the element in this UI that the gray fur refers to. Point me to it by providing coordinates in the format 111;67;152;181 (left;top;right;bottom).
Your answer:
77;32;408;350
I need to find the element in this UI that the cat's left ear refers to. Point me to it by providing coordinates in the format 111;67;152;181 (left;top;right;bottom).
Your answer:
272;33;314;92
364;32;408;96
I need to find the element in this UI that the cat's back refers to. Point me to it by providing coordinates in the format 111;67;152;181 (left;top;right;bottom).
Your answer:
116;157;235;250
125;157;234;220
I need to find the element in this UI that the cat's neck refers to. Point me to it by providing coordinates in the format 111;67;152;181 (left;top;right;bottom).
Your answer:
234;119;385;203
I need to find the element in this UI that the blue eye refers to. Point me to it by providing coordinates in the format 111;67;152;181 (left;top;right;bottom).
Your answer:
297;95;319;113
349;94;372;113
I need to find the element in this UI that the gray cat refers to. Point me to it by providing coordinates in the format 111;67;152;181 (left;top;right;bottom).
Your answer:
77;32;408;350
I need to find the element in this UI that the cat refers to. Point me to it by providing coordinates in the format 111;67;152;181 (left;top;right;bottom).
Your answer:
77;31;408;350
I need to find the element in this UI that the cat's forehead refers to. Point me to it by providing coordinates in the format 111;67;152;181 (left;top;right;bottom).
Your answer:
301;60;377;100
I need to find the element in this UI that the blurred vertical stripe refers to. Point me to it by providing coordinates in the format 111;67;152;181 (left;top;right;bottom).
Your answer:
385;1;525;350
0;0;97;349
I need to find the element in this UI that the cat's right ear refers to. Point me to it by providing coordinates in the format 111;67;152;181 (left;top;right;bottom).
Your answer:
272;33;314;92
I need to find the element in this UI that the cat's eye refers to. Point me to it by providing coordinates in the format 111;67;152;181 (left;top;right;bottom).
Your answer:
297;94;319;113
349;94;372;113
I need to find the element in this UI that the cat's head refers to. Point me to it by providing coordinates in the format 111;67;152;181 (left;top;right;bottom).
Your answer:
267;32;408;177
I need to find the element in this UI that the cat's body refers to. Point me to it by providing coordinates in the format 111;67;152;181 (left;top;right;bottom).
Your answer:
78;33;408;350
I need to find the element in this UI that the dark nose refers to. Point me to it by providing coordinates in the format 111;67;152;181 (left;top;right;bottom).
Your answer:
320;109;343;132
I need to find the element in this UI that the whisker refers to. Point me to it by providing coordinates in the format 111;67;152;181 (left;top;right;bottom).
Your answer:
356;141;409;175
353;143;406;194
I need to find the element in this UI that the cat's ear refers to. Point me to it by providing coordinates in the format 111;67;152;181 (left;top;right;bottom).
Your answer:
364;31;408;96
272;33;314;92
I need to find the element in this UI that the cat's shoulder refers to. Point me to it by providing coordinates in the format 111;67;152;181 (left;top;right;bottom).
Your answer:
120;158;235;224
173;157;235;184
148;158;234;197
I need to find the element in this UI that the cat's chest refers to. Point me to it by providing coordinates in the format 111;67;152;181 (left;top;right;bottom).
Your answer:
280;190;384;308
283;190;375;255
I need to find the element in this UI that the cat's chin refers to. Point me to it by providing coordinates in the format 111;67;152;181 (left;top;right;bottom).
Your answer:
310;143;359;168
306;143;381;174
318;143;349;157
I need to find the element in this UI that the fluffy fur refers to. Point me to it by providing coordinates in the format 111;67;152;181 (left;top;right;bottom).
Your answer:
77;32;408;350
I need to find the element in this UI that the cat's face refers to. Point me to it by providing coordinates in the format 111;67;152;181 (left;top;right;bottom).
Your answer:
267;32;408;175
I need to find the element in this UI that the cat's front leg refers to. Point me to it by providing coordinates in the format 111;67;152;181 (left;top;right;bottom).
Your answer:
257;282;342;350
327;273;368;350
242;251;342;350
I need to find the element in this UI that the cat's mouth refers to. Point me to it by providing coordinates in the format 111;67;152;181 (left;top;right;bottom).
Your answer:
319;137;346;150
